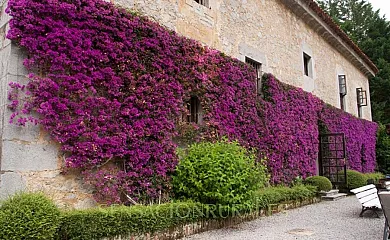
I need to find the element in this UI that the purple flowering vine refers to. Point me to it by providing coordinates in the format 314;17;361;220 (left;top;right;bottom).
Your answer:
6;0;377;204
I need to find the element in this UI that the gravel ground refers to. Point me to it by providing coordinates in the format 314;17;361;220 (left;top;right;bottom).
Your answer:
184;196;384;240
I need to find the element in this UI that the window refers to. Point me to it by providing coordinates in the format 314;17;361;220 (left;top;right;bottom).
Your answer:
356;88;367;118
194;0;209;7
245;57;262;96
186;96;201;124
303;53;313;78
338;75;347;111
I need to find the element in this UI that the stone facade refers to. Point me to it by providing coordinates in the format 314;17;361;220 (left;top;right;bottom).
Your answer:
0;0;376;208
0;1;95;208
113;0;374;120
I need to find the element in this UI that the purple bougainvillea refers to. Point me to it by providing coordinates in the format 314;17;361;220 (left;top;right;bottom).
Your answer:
6;0;377;204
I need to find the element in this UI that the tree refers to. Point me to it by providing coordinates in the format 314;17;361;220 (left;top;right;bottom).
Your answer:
317;0;390;124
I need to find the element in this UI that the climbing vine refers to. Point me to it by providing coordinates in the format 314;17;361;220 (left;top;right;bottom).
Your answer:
7;0;377;204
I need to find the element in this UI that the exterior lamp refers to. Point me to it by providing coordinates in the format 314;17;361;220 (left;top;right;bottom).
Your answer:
356;88;368;107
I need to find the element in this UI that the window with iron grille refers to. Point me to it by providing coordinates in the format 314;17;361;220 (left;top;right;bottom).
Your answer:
194;0;209;7
245;57;262;96
186;96;201;124
338;75;347;111
356;88;367;119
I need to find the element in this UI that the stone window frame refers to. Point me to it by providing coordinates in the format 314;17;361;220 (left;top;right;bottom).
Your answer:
303;52;313;78
193;0;210;8
245;57;263;96
338;74;347;111
238;43;268;96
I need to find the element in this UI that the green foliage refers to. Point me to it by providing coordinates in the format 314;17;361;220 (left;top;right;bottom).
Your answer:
253;185;317;209
0;192;61;240
377;124;390;173
59;202;203;240
346;170;367;189
304;176;333;192
173;140;269;206
364;172;385;183
59;185;317;239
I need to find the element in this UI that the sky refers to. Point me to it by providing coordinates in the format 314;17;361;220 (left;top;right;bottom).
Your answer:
368;0;390;19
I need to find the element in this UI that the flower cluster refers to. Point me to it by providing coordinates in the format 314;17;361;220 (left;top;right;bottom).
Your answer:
6;0;377;203
6;0;259;204
259;74;378;182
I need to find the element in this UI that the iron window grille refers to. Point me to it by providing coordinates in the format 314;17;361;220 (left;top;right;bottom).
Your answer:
186;96;201;124
356;88;368;107
194;0;209;7
245;57;262;96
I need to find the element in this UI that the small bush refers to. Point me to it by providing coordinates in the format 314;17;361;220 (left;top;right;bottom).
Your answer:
0;192;61;240
365;172;385;183
173;140;269;206
304;176;332;192
346;170;367;189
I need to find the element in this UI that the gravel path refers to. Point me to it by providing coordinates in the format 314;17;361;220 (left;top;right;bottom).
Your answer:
184;196;384;240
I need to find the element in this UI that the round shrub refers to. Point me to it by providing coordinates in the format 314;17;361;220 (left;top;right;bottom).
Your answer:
304;176;332;192
173;140;269;205
0;192;61;240
346;170;367;189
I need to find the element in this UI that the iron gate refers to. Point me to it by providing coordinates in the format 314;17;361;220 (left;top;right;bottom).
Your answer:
319;133;347;185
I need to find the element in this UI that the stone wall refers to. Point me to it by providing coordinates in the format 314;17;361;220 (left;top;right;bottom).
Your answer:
0;1;95;208
0;0;375;208
112;0;373;120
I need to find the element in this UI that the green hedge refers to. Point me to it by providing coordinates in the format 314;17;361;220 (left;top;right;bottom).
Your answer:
60;185;316;239
253;185;317;209
0;192;61;240
304;176;332;192
1;186;317;240
365;172;385;183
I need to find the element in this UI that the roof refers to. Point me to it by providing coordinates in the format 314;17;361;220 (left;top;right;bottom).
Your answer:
303;0;378;74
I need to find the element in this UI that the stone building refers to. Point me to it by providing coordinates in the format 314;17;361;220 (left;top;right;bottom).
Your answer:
0;0;378;208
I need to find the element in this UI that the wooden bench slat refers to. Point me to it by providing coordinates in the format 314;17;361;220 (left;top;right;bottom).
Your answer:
351;184;376;194
362;198;381;209
360;193;379;204
355;188;378;199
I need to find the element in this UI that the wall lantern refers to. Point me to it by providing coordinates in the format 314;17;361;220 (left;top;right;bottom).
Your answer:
338;75;347;96
356;88;368;107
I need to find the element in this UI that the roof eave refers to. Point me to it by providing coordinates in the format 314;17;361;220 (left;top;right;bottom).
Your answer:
280;0;378;77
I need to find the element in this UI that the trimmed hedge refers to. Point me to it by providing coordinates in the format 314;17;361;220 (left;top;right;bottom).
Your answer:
346;170;367;189
0;186;317;240
304;176;332;192
0;192;61;240
365;172;385;183
253;185;317;209
60;185;316;239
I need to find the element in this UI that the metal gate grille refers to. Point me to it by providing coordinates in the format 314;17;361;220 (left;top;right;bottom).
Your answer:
319;133;347;185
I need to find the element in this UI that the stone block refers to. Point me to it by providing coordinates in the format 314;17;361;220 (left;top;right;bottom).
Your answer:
0;172;26;199
1;140;59;171
8;44;28;76
0;1;11;29
0;43;10;78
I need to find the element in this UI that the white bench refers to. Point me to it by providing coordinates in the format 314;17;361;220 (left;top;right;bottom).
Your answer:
351;184;381;217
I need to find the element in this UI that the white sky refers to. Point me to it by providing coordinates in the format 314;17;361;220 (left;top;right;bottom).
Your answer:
368;0;390;19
